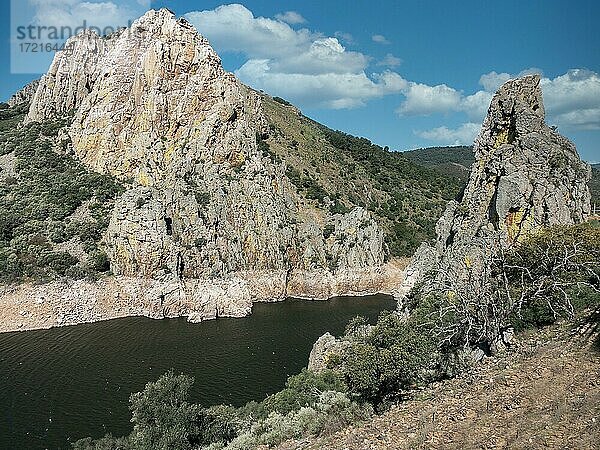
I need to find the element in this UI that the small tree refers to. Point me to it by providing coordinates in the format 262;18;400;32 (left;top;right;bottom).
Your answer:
128;370;203;450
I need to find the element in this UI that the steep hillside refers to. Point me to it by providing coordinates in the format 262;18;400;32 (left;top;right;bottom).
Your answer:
277;319;600;450
261;97;462;257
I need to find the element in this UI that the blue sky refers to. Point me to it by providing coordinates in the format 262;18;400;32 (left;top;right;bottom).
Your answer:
2;1;599;162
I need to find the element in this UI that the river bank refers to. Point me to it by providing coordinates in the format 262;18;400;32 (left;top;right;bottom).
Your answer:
0;260;406;333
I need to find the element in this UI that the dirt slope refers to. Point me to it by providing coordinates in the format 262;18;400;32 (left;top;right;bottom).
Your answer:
277;316;600;450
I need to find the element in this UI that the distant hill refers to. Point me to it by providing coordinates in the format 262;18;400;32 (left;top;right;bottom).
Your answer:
404;146;600;210
591;164;600;209
402;146;474;181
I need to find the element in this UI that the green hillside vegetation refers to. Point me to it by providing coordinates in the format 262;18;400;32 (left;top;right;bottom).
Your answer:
0;103;123;283
261;96;464;257
74;222;600;450
402;145;474;181
591;164;600;207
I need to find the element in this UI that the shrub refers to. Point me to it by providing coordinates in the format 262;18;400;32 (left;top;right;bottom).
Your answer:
72;435;128;450
272;97;292;107
327;310;438;406
504;222;600;330
262;369;346;415
322;224;335;239
128;370;204;450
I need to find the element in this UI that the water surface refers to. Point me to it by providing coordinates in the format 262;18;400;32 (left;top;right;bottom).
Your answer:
0;295;395;449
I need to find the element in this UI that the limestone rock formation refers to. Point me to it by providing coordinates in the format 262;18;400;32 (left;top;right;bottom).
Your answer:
401;74;591;295
15;9;392;326
7;79;39;106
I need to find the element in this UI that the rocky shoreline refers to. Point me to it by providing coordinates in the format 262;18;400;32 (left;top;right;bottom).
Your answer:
0;260;406;333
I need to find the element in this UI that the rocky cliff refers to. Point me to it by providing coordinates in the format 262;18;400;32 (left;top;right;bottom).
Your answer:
3;9;400;331
400;74;591;296
7;79;39;107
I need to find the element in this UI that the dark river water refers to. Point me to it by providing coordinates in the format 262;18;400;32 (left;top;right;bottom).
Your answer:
0;294;395;449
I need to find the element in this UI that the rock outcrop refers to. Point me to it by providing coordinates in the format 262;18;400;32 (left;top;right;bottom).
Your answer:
309;74;592;371
7;79;39;106
9;9;397;329
400;74;591;295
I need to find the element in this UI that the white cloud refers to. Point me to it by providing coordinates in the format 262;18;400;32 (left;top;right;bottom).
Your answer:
372;34;390;44
417;122;481;145
397;82;462;115
30;0;145;31
186;4;314;59
237;61;406;109
460;90;493;120
186;4;405;109
268;38;369;75
275;11;306;24
541;69;600;130
479;71;512;92
334;31;355;45
378;53;402;67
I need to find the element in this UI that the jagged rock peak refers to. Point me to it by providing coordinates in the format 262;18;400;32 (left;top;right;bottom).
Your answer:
400;74;591;296
456;73;590;245
26;8;223;125
26;8;222;122
7;79;39;107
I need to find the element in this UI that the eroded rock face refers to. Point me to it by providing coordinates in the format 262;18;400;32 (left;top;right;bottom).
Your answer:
27;31;111;121
7;79;39;107
17;9;391;325
401;74;591;295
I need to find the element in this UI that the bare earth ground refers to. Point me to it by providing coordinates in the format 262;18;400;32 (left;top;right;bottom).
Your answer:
277;314;600;450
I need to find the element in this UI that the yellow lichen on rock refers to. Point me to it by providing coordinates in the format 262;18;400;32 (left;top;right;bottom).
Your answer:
164;143;176;163
137;171;151;187
503;208;536;243
494;128;509;148
229;151;246;167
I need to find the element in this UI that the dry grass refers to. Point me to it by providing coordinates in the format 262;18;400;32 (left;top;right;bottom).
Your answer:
277;316;600;450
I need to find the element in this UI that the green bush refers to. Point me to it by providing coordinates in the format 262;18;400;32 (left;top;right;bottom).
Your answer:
330;310;437;406
128;371;204;450
504;222;600;330
0;105;123;283
262;369;346;415
272;97;292;107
